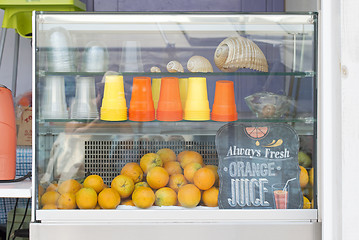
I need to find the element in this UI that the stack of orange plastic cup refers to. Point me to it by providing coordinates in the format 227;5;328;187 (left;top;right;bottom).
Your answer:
100;75;127;121
129;76;155;121
184;77;210;121
157;77;183;121
211;80;238;122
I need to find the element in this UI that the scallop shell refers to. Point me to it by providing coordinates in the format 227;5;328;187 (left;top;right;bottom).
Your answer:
214;36;268;72
187;56;213;73
150;66;161;73
167;61;184;73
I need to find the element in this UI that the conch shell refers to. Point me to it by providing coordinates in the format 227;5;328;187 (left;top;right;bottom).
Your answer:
167;61;184;73
150;66;161;73
187;56;213;73
214;36;268;72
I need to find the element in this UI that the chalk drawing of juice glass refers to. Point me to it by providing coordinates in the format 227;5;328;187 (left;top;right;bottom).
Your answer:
272;183;289;209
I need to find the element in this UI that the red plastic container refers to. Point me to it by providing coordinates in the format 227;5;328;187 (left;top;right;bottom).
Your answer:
0;85;16;180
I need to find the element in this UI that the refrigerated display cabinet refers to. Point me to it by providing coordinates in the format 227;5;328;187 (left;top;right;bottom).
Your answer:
31;12;320;240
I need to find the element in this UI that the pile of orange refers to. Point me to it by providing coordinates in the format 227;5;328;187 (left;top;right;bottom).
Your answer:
299;165;315;209
39;148;220;210
125;149;219;208
39;175;120;210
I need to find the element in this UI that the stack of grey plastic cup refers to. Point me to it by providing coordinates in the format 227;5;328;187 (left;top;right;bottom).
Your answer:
70;76;99;119
81;41;109;73
120;41;144;72
42;76;68;119
47;27;76;72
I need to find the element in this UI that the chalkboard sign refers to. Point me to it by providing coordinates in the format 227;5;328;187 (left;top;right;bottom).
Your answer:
216;122;303;209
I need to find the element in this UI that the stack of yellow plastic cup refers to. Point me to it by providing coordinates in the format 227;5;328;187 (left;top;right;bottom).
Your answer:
179;78;188;113
151;78;161;117
100;75;127;121
184;77;210;121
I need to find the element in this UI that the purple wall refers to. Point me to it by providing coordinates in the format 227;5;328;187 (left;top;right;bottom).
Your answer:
85;0;284;12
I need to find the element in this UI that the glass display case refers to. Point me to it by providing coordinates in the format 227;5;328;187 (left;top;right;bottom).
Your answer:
31;12;319;240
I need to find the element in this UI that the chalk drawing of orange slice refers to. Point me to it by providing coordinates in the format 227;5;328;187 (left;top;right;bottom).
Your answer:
244;126;269;146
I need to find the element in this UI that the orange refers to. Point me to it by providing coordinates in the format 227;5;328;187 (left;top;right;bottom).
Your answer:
83;175;104;194
178;151;203;168
40;191;60;207
121;162;144;183
46;183;58;192
146;167;169;189
303;196;311;209
309;168;314;186
134;181;149;190
299;166;309;188
168;173;187;192
140;153;163;174
58;179;82;195
302;185;313;201
184;162;202;183
164;161;182;175
311;199;314;209
111;175;135;199
38;185;45;196
205;165;219;186
42;204;57;210
157;148;176;163
98;188;121;209
178;184;201;208
155;187;177;206
132;187;155;208
76;188;98;209
121;199;135;206
57;193;77;209
193;167;215;190
202;187;219;207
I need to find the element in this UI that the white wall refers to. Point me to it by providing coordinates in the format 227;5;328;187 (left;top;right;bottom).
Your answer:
341;0;359;239
0;10;32;98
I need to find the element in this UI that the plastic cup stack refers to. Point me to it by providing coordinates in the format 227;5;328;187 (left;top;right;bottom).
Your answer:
100;75;127;121
151;78;161;117
129;76;155;121
42;76;68;119
81;41;109;72
183;77;210;121
179;78;188;113
156;77;183;121
70;77;99;119
211;80;238;122
47;27;76;72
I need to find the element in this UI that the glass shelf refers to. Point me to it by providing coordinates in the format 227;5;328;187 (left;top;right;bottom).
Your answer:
38;71;316;78
37;114;315;136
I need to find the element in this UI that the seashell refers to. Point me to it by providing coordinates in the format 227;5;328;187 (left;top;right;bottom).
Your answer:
166;61;184;73
187;56;213;73
214;36;268;72
150;66;161;73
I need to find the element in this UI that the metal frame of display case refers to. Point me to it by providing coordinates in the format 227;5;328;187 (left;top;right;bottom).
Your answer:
31;12;320;240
